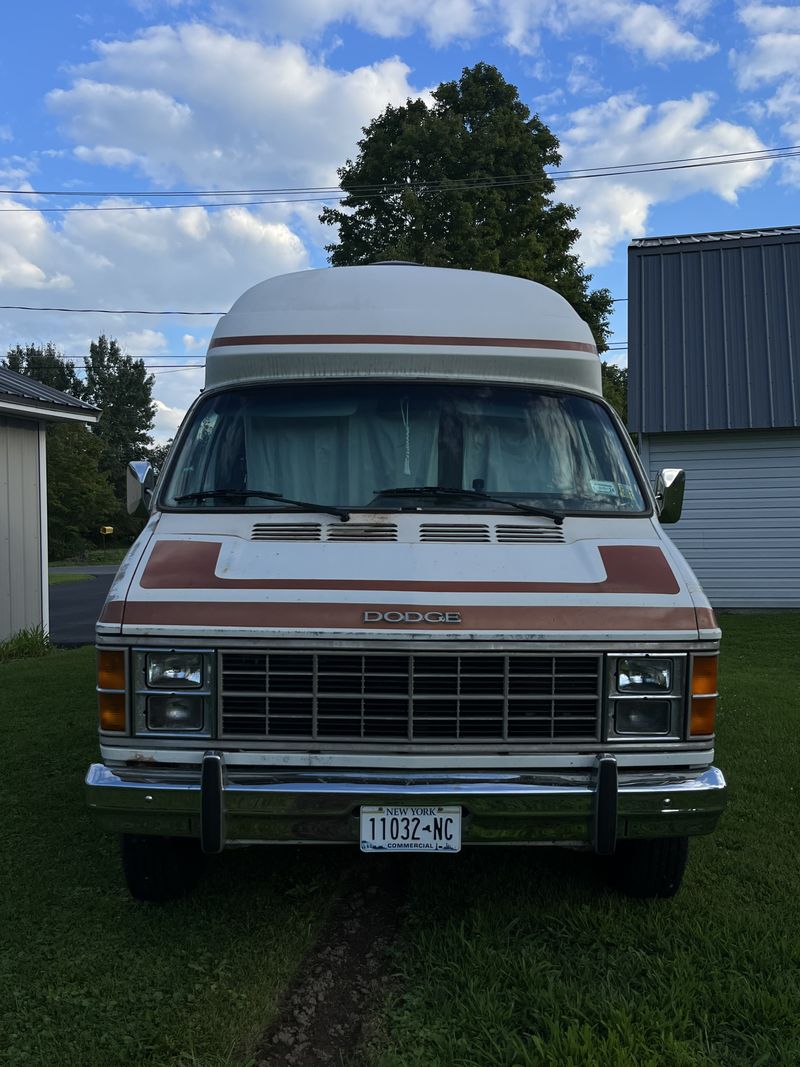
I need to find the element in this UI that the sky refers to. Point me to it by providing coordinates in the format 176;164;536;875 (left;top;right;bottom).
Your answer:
1;1;798;441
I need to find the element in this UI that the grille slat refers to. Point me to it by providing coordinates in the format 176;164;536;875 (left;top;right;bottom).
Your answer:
221;651;601;743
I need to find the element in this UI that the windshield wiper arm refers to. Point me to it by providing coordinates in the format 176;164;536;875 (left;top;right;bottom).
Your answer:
173;488;350;521
373;486;564;525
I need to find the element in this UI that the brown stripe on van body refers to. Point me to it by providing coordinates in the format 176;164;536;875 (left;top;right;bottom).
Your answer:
99;600;124;624
121;601;698;632
140;541;680;596
208;333;599;355
695;607;718;630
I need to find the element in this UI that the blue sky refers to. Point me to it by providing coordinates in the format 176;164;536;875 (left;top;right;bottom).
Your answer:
1;1;798;439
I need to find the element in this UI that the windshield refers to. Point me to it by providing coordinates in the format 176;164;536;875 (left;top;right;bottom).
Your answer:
161;382;646;514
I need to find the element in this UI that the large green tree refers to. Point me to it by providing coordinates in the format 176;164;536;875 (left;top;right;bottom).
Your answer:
82;335;156;503
321;63;613;350
3;343;117;558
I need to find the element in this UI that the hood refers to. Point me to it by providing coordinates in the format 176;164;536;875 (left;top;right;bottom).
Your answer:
98;512;715;642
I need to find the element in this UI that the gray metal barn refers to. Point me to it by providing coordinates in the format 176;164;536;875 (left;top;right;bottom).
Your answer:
0;367;99;641
628;226;800;608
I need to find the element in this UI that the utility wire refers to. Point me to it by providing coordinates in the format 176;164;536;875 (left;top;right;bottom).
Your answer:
0;146;795;214
0;300;629;315
3;144;796;199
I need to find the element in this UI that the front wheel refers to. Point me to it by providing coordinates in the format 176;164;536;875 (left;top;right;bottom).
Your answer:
121;834;204;902
609;837;689;899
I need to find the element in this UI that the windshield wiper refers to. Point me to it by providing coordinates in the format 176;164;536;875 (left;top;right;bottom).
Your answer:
173;488;350;521
373;486;564;525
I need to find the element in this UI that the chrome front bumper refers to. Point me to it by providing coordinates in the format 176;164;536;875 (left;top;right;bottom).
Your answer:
86;755;727;854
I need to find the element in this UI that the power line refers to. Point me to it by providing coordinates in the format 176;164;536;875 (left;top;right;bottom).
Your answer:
2;302;629;316
0;304;223;315
0;146;795;215
3;144;796;199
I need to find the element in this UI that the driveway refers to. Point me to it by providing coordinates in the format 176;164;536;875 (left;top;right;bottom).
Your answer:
49;565;117;646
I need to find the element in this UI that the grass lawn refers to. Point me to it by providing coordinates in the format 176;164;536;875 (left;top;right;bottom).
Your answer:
50;546;129;567
367;614;800;1067
48;572;95;586
0;647;349;1067
1;617;798;1066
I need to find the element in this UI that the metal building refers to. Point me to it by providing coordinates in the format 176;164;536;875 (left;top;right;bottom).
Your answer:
0;367;99;641
629;225;800;607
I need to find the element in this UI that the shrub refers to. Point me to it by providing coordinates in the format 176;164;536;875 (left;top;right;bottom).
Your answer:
0;625;53;663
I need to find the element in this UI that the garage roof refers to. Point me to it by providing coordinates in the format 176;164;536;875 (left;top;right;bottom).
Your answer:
0;366;100;424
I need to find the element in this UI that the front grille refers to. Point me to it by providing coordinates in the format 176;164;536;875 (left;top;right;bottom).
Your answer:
220;651;602;743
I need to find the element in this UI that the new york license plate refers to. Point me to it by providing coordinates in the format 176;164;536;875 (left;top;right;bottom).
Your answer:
360;805;461;852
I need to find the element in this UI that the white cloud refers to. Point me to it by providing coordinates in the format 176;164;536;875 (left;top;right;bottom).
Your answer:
47;25;422;190
559;92;770;265
182;332;207;351
732;4;800;185
0;126;11;142
207;0;716;60
117;328;168;353
152;392;199;442
0;199;308;368
566;55;604;96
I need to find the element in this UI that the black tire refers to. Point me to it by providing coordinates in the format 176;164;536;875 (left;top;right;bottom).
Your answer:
121;834;204;902
609;837;689;899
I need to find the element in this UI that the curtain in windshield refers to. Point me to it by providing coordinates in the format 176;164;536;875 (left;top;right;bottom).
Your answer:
163;382;645;512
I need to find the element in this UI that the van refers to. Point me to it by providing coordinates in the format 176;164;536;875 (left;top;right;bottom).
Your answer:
87;264;726;901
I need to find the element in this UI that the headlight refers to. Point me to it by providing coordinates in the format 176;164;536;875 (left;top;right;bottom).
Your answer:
133;648;215;736
146;652;203;687
147;694;205;731
607;654;686;740
617;657;672;693
614;699;671;735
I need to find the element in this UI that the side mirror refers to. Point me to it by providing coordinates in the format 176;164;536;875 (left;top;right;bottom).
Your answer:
654;468;685;524
127;460;155;516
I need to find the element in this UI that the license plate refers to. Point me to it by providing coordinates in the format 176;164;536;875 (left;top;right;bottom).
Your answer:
360;805;461;853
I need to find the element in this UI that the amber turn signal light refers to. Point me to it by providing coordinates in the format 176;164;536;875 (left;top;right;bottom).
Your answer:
97;649;126;731
99;692;126;732
690;655;719;736
97;649;125;691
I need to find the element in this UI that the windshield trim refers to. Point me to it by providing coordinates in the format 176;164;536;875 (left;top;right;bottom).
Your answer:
155;377;654;519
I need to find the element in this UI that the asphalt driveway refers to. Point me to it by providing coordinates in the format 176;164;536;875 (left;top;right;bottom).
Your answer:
49;566;117;646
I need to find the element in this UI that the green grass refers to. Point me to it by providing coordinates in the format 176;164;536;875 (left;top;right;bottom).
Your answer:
2;618;799;1067
50;546;128;567
366;614;800;1067
0;648;350;1067
0;625;52;663
48;572;95;586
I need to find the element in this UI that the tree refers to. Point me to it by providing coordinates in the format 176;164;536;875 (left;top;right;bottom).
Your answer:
3;343;116;558
5;342;84;397
601;362;628;424
82;335;156;502
46;423;118;559
321;63;613;350
146;438;173;475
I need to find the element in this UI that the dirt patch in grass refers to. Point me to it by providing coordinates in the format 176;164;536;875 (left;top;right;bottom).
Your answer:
254;858;406;1067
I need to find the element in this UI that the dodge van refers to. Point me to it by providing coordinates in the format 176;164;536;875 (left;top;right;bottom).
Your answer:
86;264;726;901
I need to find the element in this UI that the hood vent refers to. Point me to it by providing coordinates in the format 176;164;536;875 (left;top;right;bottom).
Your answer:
496;525;564;544
326;523;398;542
251;520;563;543
251;523;322;541
421;524;491;543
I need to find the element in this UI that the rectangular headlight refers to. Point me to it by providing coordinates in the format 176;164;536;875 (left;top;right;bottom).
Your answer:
616;657;673;693
614;699;671;735
146;652;203;688
147;694;205;731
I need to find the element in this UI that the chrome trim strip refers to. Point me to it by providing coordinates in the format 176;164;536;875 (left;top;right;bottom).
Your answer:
99;743;715;770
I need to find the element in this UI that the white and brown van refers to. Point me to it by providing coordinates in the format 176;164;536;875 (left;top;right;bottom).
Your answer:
87;264;725;901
